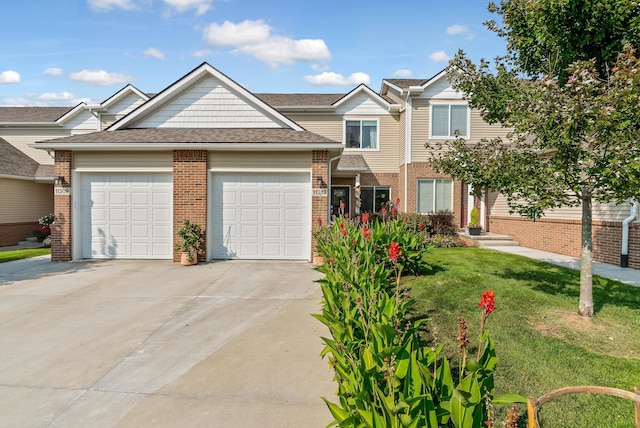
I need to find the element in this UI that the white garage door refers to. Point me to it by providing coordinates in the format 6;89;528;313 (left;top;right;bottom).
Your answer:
211;172;311;260
80;173;173;259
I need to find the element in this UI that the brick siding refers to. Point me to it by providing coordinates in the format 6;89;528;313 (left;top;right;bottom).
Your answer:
490;216;640;269
312;150;329;257
0;222;39;247
51;151;73;261
173;150;208;262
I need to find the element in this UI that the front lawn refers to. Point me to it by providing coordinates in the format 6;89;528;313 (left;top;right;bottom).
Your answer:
0;248;51;263
407;247;640;427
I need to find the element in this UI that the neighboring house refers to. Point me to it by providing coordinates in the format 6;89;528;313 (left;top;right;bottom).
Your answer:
0;86;149;247
10;61;636;268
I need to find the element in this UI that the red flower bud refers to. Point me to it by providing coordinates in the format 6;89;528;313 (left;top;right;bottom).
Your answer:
389;242;401;264
478;290;495;315
362;212;370;223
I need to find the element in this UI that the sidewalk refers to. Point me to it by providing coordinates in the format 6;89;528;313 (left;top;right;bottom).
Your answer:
487;246;640;287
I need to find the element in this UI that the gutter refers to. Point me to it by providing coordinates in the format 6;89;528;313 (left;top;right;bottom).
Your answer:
621;198;638;268
30;142;345;151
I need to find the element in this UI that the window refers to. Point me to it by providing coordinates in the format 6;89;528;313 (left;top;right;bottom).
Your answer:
431;104;468;138
360;186;390;213
417;179;452;213
345;119;378;149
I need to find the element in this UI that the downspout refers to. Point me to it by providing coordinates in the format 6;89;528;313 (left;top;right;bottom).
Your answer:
621;198;638;268
327;153;341;222
404;95;412;213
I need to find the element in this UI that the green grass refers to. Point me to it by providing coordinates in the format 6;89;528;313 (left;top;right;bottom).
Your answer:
406;247;640;428
0;248;51;263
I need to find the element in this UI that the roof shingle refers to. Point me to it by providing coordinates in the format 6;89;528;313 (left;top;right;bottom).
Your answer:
0;107;73;123
0;137;39;177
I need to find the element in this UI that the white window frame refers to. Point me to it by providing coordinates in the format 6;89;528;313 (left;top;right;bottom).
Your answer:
417;179;454;214
343;118;380;151
429;102;470;139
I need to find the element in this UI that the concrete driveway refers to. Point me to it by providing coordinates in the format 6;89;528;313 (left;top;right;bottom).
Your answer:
0;257;335;427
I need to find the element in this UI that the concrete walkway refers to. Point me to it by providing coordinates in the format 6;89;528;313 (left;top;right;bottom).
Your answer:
0;259;335;427
486;246;640;287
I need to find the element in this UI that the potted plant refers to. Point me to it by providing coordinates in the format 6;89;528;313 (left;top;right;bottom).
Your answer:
176;219;205;265
467;206;482;236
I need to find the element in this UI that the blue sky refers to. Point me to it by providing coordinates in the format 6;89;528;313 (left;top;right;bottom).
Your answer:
0;0;507;107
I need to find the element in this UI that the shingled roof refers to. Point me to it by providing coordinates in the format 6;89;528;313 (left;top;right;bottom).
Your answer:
383;79;430;89
0;137;39;177
0;107;73;123
36;128;341;145
256;93;344;107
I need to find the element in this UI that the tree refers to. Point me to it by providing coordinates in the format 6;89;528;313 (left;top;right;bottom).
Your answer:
427;0;640;317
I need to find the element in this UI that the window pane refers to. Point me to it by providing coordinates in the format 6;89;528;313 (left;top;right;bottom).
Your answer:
417;180;434;213
361;187;374;212
434;179;453;211
374;187;390;212
361;120;377;149
346;121;361;148
450;105;468;136
432;105;449;137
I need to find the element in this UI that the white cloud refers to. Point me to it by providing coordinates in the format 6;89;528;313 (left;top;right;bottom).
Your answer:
69;69;132;86
144;47;166;60
393;69;413;78
192;49;212;58
447;24;474;41
203;20;331;67
87;0;138;11
429;50;451;62
162;0;211;15
37;92;77;102
304;71;370;86
43;67;64;76
0;70;20;84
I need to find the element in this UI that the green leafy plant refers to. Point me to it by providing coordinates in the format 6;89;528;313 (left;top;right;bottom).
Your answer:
176;219;205;262
314;214;524;427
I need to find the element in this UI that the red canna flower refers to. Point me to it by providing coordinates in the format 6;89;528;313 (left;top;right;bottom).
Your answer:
345;213;349;219
478;290;495;315
418;221;425;231
317;217;322;226
340;201;345;210
395;197;400;205
389;242;401;264
351;239;356;245
381;207;387;215
362;226;370;240
362;212;369;223
340;227;346;236
391;206;397;216
339;221;345;230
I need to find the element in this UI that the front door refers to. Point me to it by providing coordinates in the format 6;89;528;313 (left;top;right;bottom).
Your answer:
331;186;350;218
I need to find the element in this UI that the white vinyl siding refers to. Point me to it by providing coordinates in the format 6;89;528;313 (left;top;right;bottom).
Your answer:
0;128;69;165
133;75;283;129
0;178;53;223
417;179;453;213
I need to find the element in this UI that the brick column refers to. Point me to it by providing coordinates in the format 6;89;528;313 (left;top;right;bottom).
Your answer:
52;151;72;261
312;150;329;258
173;150;207;262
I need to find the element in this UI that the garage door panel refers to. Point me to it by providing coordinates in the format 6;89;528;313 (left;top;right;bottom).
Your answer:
211;172;310;260
81;173;172;259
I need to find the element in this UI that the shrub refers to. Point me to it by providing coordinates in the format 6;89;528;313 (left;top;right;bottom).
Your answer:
428;210;458;236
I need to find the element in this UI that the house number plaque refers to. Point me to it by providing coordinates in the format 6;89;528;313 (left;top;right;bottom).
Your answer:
54;187;71;196
312;188;327;196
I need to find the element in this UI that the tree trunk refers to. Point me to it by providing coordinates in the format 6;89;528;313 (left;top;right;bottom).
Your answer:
578;191;594;317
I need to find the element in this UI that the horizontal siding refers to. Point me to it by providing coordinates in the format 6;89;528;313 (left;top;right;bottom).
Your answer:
74;151;172;170
61;110;99;132
106;92;146;116
490;193;635;221
358;115;400;172
291;114;343;142
0;178;53;223
422;77;464;100
0;128;69;165
411;100;511;163
399;112;406;164
134;75;282;129
209;151;311;169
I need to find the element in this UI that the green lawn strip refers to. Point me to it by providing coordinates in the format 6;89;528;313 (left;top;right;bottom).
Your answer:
407;247;640;428
0;248;51;263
